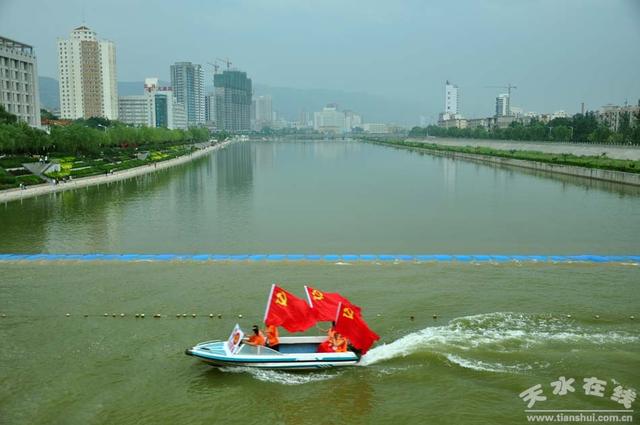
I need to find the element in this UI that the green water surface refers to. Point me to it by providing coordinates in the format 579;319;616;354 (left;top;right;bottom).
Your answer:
1;140;638;424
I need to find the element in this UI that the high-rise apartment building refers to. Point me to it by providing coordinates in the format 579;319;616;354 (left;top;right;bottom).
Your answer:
57;25;118;120
170;62;204;126
445;80;459;115
253;95;273;130
496;93;510;117
205;92;215;124
0;36;41;127
214;70;252;132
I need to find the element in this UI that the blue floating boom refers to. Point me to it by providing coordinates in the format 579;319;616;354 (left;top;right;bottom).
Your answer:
550;255;567;262
415;255;436;262
155;254;176;261
359;255;377;261
229;254;248;261
491;255;511;263
323;255;340;262
341;254;359;262
529;255;548;262
0;253;637;264
434;255;453;261
472;255;491;262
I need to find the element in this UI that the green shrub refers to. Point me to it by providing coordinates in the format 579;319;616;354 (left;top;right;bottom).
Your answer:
16;174;44;185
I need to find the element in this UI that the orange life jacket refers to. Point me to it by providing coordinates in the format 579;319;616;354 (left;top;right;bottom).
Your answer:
327;327;336;342
333;334;348;352
248;331;265;346
266;325;279;346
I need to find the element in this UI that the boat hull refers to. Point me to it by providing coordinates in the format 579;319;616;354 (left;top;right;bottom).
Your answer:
185;338;360;370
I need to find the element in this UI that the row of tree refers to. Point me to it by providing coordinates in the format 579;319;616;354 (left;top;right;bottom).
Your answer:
0;106;218;155
409;112;640;145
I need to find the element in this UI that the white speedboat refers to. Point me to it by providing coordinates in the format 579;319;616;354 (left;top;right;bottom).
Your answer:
185;336;360;370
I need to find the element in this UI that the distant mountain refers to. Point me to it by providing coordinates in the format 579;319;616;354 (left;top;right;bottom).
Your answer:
40;77;419;124
38;76;59;109
207;83;421;124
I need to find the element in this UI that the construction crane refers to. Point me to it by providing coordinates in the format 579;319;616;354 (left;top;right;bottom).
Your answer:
485;83;517;98
485;84;517;115
216;57;232;70
207;62;220;74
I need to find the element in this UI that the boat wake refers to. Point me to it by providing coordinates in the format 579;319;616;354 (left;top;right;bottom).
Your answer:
360;312;638;373
219;366;341;385
218;312;638;382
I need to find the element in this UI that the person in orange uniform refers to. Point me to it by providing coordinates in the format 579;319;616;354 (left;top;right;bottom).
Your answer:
317;322;337;353
265;324;280;351
332;332;348;352
245;325;265;346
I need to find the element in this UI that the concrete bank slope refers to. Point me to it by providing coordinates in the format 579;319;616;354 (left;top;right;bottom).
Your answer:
414;138;640;161
377;141;640;187
0;140;233;204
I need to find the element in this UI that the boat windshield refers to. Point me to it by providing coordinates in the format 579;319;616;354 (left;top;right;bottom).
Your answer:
238;344;282;356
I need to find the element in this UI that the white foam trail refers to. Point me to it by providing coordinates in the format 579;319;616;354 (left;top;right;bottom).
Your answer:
219;367;340;385
445;354;549;374
360;312;639;367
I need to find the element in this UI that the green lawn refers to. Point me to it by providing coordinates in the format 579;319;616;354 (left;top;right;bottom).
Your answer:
44;144;197;180
1;143;204;190
0;166;45;190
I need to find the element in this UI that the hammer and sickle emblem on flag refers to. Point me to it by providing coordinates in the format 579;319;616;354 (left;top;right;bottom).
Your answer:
343;307;354;319
275;291;288;307
311;289;324;301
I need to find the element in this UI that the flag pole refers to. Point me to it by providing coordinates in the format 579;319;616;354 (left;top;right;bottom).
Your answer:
304;285;313;308
263;284;275;323
335;301;342;324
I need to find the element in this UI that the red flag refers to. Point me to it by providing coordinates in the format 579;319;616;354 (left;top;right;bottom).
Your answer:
335;302;379;354
264;284;316;332
304;285;362;321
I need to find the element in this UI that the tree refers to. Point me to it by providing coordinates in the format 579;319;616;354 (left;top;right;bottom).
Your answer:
40;109;59;121
0;105;18;124
550;126;572;141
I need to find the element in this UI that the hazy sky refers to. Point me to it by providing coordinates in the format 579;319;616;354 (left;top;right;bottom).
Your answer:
1;0;639;121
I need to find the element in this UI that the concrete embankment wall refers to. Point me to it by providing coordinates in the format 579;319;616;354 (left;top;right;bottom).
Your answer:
0;140;232;204
374;142;640;187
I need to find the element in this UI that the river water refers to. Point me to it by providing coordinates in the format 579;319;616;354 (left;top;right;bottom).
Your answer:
1;140;638;424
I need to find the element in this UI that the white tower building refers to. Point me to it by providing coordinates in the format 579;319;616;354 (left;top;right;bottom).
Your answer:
57;25;118;120
495;94;510;117
445;80;459;116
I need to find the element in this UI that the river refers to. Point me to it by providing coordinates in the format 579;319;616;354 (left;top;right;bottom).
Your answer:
1;140;638;424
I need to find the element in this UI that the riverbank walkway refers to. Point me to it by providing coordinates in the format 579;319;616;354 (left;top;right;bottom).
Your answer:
412;138;640;161
0;139;233;204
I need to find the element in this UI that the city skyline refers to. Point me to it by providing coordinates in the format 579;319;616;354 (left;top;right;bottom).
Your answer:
1;0;639;122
